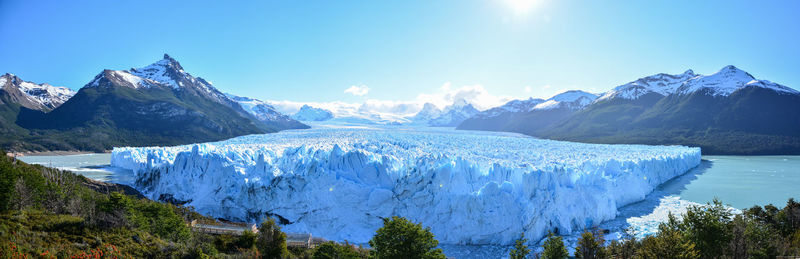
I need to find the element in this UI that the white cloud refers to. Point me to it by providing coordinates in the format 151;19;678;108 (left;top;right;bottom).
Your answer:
416;83;514;111
524;86;532;93
344;84;370;96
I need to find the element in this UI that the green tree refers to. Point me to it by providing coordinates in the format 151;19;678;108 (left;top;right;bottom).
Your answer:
509;233;530;259
682;198;732;258
575;230;606;259
368;216;445;259
256;218;288;259
637;213;699;259
238;230;258;249
540;232;568;259
607;227;637;259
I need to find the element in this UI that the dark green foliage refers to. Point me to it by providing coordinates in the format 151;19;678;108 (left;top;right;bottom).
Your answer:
368;216;445;259
682;199;733;258
574;229;606;259
238;230;258;249
606;227;637;259
256;217;289;259
540;232;568;259
0;151;257;257
637;213;699;259
509;233;530;259
313;241;366;259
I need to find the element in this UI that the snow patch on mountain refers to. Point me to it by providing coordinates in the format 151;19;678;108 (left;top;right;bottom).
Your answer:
599;66;799;101
292;105;334;121
677;65;799;96
408;103;442;123
470;98;546;120
0;73;76;110
226;94;296;123
428;99;480;126
111;127;701;245
533;90;598;110
598;70;698;101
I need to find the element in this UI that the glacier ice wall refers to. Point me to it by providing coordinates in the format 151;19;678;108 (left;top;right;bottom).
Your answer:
111;127;701;245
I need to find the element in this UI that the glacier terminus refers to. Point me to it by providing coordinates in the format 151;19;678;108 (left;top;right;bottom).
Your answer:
110;126;701;245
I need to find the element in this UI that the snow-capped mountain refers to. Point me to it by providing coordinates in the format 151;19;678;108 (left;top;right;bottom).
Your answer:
14;54;293;151
532;90;598;110
86;54;230;104
292;105;334;121
457;91;596;133
408;103;442;123
675;65;798;96
0;73;75;111
598;65;798;102
226;94;308;130
597;70;697;101
541;66;800;154
427;99;480;127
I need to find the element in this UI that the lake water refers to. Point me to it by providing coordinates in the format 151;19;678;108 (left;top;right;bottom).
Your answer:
18;153;800;258
18;153;134;185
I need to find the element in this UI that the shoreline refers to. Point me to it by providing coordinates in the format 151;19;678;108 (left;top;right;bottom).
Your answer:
12;150;111;157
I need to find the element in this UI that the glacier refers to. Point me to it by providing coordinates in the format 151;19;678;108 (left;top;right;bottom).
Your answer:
110;127;700;245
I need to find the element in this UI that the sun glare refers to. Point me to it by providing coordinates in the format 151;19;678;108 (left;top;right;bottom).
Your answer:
503;0;539;15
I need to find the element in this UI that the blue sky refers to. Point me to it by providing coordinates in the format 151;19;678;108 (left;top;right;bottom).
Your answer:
1;0;799;110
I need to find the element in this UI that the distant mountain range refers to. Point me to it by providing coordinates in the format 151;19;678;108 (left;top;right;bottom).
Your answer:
290;99;481;127
458;66;800;155
4;59;798;155
2;54;306;152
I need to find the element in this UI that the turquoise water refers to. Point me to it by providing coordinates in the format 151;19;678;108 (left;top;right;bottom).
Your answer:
18;153;134;184
664;156;800;209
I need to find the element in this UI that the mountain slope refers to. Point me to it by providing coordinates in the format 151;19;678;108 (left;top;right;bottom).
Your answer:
12;55;274;151
0;74;75;140
226;94;308;131
457;90;597;134
426;99;480;127
543;66;800;154
408;103;442;124
292;104;334;121
0;73;75;111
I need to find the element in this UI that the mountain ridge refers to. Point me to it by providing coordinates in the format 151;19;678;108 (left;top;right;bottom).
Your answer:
457;65;800;155
1;54;306;152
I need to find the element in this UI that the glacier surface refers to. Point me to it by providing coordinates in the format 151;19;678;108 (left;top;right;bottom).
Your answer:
111;127;700;245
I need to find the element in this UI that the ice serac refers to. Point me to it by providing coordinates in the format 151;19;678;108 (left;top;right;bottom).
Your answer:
111;127;701;245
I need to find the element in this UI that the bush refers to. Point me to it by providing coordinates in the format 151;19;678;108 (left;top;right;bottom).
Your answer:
368;216;445;259
313;241;364;259
238;230;258;249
